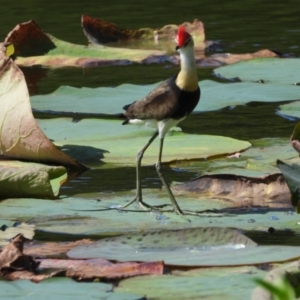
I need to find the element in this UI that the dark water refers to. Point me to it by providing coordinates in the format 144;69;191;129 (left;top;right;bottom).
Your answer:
1;1;299;212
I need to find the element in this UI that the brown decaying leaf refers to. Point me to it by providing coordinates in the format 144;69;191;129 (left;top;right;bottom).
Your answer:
0;43;85;169
39;259;164;280
173;173;290;208
4;269;62;282
82;15;205;44
4;20;278;68
4;20;56;57
0;234;39;273
24;239;94;258
1;236;163;282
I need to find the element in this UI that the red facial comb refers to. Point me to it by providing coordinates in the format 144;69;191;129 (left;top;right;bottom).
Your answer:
175;26;191;47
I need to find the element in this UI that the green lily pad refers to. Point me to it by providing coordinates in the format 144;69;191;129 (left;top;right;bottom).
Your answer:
0;277;142;300
0;160;67;198
278;101;300;120
68;227;300;266
30;80;300;116
117;266;266;300
215;58;300;85
36;118;251;165
172;138;295;176
0;194;298;239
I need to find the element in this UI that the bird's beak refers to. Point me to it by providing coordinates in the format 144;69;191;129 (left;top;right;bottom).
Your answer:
175;45;180;51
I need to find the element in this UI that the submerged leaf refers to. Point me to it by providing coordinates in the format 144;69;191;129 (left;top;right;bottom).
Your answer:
0;43;84;169
173;173;290;208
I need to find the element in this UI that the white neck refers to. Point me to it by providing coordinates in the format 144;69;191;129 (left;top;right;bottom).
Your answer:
176;45;198;91
179;47;196;72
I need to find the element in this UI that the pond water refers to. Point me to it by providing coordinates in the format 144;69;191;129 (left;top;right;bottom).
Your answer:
1;1;299;203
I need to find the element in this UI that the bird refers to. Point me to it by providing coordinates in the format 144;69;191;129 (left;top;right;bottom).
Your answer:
120;25;200;215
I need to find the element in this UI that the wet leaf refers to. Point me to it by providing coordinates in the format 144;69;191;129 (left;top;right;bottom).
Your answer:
0;160;67;199
173;173;289;207
30;80;300;116
0;277;142;300
278;102;300;121
0;43;84;169
68;227;300;267
215;58;300;85
117;266;266;300
277;160;300;213
36;118;251;165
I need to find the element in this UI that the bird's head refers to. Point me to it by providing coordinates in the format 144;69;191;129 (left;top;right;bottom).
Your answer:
175;26;194;51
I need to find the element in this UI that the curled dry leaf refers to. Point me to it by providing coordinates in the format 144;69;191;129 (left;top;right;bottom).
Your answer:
173;173;290;208
4;20;56;57
0;43;85;169
82;15;205;44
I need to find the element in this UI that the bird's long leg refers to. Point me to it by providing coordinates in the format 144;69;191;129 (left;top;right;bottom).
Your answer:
122;131;159;209
155;138;184;215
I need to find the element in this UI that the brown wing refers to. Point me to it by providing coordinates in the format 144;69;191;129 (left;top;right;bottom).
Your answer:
123;75;181;121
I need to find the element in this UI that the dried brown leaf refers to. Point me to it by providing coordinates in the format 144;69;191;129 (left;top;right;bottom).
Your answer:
39;258;164;280
82;15;205;44
24;239;94;258
0;234;39;272
4;20;55;57
4;269;62;282
0;43;85;169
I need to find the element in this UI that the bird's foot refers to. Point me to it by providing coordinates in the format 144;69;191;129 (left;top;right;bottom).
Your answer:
109;196;172;213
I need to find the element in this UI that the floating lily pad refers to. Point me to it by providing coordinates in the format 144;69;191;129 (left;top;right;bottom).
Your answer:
0;277;142;300
117;266;266;300
30;80;300;116
215;58;300;85
277;101;300;120
68;227;300;267
36;118;251;165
